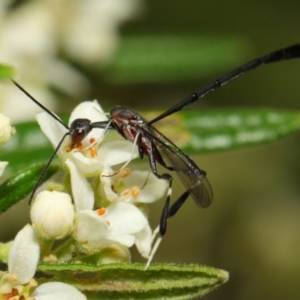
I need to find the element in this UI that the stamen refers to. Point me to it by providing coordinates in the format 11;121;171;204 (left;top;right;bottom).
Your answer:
8;275;17;282
131;186;140;198
42;254;57;263
116;168;131;178
121;189;131;198
28;279;37;288
65;144;72;152
97;207;106;216
121;187;140;198
66;142;83;152
89;147;97;157
90;137;96;144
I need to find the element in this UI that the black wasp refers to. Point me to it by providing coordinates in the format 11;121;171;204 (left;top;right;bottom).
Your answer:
12;43;300;267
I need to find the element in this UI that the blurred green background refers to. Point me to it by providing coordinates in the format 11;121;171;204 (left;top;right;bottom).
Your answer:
1;1;300;299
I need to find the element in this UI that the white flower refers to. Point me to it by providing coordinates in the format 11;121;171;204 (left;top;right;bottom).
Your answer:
35;101;165;262
0;224;86;300
100;166;168;204
0;112;15;145
32;282;86;300
31;191;75;240
7;225;40;286
74;202;152;258
0;112;14;176
36;100;138;211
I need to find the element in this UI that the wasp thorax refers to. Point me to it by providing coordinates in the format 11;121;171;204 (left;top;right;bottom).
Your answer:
110;107;146;132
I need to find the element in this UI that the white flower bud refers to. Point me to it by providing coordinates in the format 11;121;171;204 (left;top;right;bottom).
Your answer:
31;191;75;240
0;113;15;145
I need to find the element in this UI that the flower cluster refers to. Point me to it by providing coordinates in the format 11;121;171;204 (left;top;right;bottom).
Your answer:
0;225;86;300
33;101;167;261
0;101;168;298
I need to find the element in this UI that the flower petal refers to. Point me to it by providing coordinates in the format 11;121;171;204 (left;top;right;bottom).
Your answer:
98;140;139;167
8;224;40;284
69;151;104;177
122;171;168;203
65;159;94;211
0;113;15;145
75;202;149;249
104;202;147;235
36;111;68;157
32;282;86;300
134;223;152;259
69;100;107;124
97;166;118;202
75;210;112;247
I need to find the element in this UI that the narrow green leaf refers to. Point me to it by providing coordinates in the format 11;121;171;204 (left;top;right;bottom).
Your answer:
0;64;14;80
150;109;300;153
106;35;251;83
38;263;229;299
0;164;59;213
3;109;299;173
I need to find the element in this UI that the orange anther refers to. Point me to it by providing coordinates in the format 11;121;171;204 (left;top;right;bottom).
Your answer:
66;144;72;152
90;137;96;144
131;186;140;198
116;168;131;178
90;147;97;157
97;207;106;215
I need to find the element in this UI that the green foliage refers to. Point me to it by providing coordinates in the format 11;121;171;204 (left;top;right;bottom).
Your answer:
106;35;250;83
0;164;59;213
156;108;300;153
39;263;229;299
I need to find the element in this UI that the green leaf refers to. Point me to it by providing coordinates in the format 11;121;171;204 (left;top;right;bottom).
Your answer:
0;64;14;80
3;109;299;173
0;164;59;213
106;35;251;83
150;108;300;153
38;263;229;299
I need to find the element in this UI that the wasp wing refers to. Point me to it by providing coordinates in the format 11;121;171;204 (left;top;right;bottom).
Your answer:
144;125;213;208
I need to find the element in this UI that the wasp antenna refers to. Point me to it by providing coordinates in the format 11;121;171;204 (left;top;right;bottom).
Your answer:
11;79;69;130
28;132;70;205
